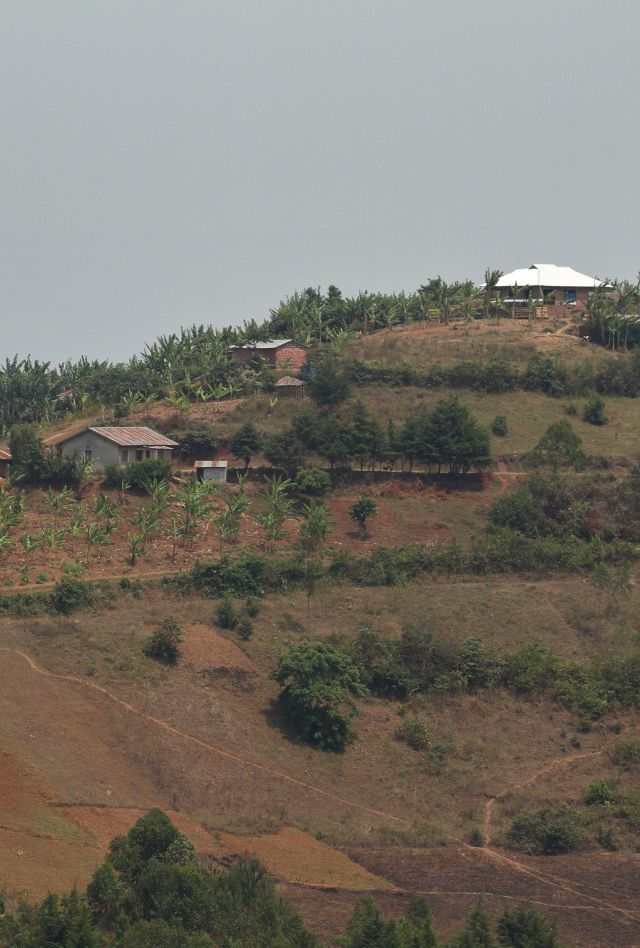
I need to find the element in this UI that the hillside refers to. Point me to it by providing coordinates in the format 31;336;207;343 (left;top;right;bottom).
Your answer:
1;316;640;946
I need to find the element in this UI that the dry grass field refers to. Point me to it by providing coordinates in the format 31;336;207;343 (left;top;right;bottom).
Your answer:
2;321;640;945
1;567;639;944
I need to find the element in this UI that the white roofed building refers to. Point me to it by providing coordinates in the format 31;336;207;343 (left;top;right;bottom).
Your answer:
495;264;606;313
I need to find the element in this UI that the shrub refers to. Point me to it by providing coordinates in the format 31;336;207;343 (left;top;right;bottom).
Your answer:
488;485;548;537
245;596;261;618
349;498;378;539
611;737;640;769
565;402;578;416
468;828;484;847
170;423;218;459
395;717;431;751
583;395;608;426
490;414;508;437
237;616;253;640
144;619;183;665
216;596;238;630
50;576;94;614
506;805;581;855
105;459;172;492
584;780;614;806
295;468;332;496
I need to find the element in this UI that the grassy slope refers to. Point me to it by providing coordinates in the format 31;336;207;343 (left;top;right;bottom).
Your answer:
2;320;640;945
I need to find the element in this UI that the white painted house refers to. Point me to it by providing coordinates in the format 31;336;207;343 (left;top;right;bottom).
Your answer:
496;264;606;309
45;426;178;470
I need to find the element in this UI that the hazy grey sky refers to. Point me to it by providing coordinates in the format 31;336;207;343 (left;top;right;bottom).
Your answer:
2;0;638;362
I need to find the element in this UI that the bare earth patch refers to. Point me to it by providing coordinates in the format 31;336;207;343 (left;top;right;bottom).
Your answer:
179;623;256;675
219;826;396;891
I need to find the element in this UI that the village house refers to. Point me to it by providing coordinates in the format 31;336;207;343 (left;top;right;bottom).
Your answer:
44;426;178;471
229;339;308;373
495;264;606;314
275;375;305;398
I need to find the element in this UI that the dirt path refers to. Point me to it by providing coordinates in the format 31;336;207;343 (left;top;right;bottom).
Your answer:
0;648;410;828
2;646;639;937
472;740;640;927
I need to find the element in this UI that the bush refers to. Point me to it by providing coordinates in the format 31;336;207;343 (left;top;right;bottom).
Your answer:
611;737;640;769
50;576;94;614
295;468;332;496
170;423;218;460
583;395;608;426
244;596;261;618
488;485;548;537
216;596;238;630
237;616;253;640
105;459;172;492
468;828;484;847
506;805;582;855
584;779;614;806
395;717;431;751
490;414;508;437
144;618;183;665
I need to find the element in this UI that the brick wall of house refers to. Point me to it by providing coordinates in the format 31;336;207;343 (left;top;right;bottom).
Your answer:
274;344;307;372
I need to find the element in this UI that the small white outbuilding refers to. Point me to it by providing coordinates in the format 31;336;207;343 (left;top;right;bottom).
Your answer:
194;460;228;484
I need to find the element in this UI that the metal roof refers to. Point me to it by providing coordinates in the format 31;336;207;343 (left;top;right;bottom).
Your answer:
496;264;605;289
275;375;304;386
231;339;307;350
194;459;228;468
0;449;11;461
88;427;178;448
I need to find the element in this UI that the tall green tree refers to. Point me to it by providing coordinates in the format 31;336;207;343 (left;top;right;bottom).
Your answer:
230;423;262;473
272;642;368;751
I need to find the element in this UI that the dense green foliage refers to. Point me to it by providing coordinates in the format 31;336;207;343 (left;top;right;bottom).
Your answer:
104;459;173;492
230;422;262;471
507;805;582;855
0;810;317;947
0;810;563;947
489;468;640;543
348;625;640;721
265;399;491;476
272;641;368;750
9;424;91;488
143;618;183;665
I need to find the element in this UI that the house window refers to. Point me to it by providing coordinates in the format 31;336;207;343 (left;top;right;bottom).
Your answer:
121;449;129;463
136;449;144;461
564;289;577;304
83;449;92;460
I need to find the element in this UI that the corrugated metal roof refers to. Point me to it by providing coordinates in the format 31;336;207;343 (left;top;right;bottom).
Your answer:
194;459;228;468
275;375;304;386
0;449;11;461
89;427;178;447
231;339;307;350
44;421;98;447
496;264;605;289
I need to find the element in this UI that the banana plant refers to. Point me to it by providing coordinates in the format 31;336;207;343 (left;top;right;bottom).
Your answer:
41;526;67;567
128;533;144;567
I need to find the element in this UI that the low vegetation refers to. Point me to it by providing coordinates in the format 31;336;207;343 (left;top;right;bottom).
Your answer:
0;810;564;947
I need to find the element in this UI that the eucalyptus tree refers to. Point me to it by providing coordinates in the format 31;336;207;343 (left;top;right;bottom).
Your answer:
299;501;333;632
